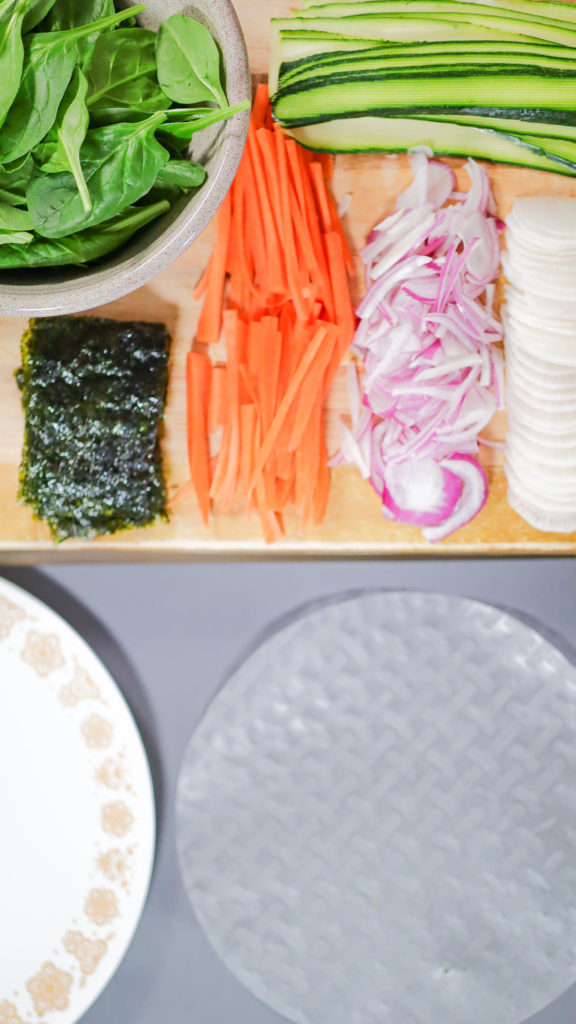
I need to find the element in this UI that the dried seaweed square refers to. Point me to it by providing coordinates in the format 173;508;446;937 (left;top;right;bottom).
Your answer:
18;316;169;542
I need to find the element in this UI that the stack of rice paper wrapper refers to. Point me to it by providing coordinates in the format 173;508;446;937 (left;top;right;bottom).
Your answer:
503;198;576;534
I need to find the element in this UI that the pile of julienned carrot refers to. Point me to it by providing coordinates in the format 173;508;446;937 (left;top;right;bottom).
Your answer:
183;84;356;542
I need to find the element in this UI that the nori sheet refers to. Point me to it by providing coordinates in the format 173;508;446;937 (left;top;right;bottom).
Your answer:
17;316;170;543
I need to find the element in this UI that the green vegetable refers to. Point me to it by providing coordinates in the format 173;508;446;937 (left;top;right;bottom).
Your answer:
154;160;206;190
0;199;33;243
0;152;33;204
17;315;169;542
157;99;250;149
22;0;57;33
0;229;32;244
270;1;576;173
0;5;237;264
0;0;28;130
0;199;169;266
0;201;32;229
39;67;91;212
41;0;114;31
0;4;146;165
85;28;169;112
27;111;169;237
150;159;206;200
156;13;227;107
286;116;576;173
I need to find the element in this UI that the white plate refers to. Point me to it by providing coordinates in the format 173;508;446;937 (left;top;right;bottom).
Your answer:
177;591;576;1024
0;578;155;1024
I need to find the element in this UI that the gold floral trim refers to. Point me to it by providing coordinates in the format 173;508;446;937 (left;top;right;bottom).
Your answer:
63;931;108;976
59;664;101;707
21;632;65;678
0;596;26;642
96;758;127;790
26;962;72;1015
0;1000;26;1024
97;848;129;883
80;715;113;750
84;888;119;927
101;800;134;838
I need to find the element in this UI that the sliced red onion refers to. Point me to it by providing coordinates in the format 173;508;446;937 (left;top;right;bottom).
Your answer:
423;457;488;541
381;459;463;527
339;152;502;542
396;152;455;212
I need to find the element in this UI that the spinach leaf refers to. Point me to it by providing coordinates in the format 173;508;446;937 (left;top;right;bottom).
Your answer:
0;152;33;203
0;188;23;204
41;0;114;31
0;230;33;244
0;0;28;129
155;14;227;108
22;0;57;32
39;67;91;212
0;203;33;230
0;3;146;164
158;100;250;150
27;111;169;238
154;160;205;192
85;28;169;113
0;200;33;244
0;199;170;267
88;106;150;127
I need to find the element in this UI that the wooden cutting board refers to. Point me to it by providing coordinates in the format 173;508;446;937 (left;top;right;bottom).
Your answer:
0;0;575;563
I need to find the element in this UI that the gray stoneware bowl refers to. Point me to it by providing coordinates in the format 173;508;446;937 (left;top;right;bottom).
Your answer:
0;0;251;317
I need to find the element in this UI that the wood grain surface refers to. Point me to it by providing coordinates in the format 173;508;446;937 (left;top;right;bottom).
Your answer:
0;0;574;562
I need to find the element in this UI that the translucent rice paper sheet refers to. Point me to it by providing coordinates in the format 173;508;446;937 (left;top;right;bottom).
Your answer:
177;592;576;1024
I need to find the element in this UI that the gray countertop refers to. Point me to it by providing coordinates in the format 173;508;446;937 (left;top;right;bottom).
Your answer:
4;560;575;1024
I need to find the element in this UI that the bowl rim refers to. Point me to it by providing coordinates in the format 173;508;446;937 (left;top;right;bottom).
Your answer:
0;0;251;318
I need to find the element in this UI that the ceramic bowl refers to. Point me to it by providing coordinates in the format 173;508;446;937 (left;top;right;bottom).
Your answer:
0;0;250;317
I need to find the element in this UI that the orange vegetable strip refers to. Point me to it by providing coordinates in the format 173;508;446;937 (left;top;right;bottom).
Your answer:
313;436;331;526
196;192;232;344
237;404;257;501
248;325;327;493
239;151;268;301
318;152;335;182
277;303;295;398
256;127;284;250
310;161;332;234
168;478;194;508
252;83;270;128
218;310;245;510
209;367;227;434
186;352;212;526
219;418;240;513
210;423;230;501
247;124;286;297
246;320;262;385
274;320;311;460
239;363;260;409
273;125;310;323
227;174;244;307
259;317;282;434
259;509;284;544
325;188;355;276
325;231;356;344
276;473;293;506
288;325;338;452
298;404;322;531
193;261;211;302
258;318;282;509
285;140;323;282
295;148;335;321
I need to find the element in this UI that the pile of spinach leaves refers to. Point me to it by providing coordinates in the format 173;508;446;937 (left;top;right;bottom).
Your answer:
0;0;248;268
